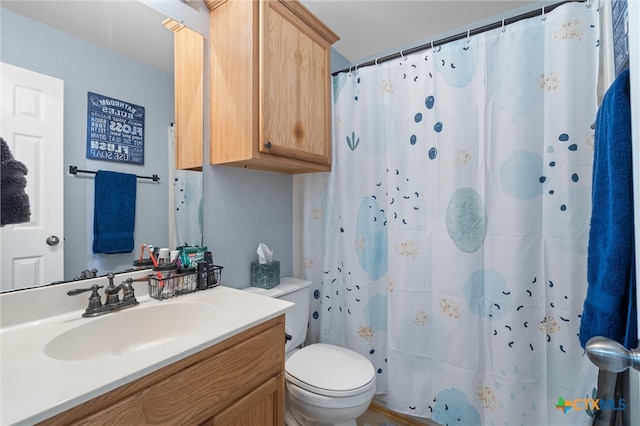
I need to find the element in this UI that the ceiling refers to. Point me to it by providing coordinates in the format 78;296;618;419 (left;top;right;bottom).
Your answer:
302;1;544;64
1;0;548;73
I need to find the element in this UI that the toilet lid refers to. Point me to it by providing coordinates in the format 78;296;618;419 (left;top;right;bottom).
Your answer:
285;343;375;397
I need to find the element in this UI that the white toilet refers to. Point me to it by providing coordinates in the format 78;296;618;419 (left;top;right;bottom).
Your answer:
244;277;376;426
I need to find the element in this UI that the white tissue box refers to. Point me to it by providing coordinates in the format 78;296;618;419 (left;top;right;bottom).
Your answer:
250;261;280;289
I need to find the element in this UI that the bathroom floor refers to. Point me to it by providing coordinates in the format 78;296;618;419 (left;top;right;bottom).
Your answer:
356;404;440;426
356;410;412;426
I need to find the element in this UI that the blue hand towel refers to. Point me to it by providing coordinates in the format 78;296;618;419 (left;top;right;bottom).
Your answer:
579;69;637;349
93;170;137;254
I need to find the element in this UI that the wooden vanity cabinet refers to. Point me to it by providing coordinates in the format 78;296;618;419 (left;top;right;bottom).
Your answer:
206;0;339;173
164;18;204;171
38;315;285;426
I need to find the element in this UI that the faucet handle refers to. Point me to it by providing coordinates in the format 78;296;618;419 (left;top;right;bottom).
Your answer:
120;278;136;302
67;284;103;296
68;284;104;311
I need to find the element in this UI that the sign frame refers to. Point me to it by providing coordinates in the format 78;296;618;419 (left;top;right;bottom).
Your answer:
86;92;145;165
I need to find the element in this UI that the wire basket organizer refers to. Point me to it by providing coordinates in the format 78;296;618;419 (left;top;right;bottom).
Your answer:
148;265;223;300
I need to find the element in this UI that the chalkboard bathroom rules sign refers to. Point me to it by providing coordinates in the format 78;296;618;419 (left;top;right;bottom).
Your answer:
86;92;145;165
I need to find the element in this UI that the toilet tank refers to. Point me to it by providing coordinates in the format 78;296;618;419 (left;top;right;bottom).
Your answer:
243;277;311;353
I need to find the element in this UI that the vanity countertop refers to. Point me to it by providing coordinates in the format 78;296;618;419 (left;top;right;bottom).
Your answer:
0;278;292;425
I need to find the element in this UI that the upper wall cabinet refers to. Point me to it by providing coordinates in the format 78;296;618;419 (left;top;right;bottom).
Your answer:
164;19;204;171
206;0;339;173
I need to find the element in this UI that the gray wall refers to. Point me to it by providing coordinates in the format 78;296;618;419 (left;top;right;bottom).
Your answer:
203;167;293;288
331;48;350;73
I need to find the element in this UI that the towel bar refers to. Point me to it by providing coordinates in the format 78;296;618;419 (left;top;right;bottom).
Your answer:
69;165;160;182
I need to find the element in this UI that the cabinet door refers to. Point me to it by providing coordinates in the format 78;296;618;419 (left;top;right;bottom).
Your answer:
166;20;204;171
207;375;284;426
261;1;330;166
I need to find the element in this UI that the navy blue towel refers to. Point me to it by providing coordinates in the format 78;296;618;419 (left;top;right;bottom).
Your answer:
93;170;136;254
579;69;637;349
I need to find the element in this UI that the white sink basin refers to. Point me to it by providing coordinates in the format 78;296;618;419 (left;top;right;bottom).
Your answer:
44;302;215;361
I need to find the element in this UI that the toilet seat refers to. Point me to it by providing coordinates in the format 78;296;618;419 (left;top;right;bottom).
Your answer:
285;343;375;397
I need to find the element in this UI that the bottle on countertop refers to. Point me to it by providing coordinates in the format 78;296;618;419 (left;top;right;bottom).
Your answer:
197;261;208;290
205;251;218;288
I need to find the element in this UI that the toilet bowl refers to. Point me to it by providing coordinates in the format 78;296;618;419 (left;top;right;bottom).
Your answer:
285;343;375;426
243;278;376;426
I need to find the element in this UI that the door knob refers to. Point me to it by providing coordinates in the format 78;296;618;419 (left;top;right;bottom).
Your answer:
46;235;60;246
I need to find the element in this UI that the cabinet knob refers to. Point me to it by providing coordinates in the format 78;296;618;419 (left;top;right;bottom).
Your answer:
264;141;272;150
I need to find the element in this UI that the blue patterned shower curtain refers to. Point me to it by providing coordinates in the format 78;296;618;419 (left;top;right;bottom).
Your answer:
300;3;601;424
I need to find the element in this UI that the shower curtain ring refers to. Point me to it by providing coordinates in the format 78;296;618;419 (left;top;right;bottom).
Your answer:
466;29;471;43
355;64;359;75
400;50;406;62
375;57;379;66
541;7;546;21
501;19;506;33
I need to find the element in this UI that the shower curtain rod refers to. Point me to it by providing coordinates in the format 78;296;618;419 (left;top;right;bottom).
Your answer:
331;0;586;76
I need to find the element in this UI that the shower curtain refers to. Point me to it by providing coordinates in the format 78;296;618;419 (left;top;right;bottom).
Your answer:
300;3;601;425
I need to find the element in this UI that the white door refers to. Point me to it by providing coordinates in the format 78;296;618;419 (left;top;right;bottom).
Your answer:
0;62;64;291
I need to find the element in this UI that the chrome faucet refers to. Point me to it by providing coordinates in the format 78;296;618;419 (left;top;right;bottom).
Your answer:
68;272;139;317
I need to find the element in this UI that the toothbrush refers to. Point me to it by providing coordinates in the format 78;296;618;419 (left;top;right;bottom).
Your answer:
148;245;164;286
147;244;164;288
147;245;158;267
138;244;146;262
